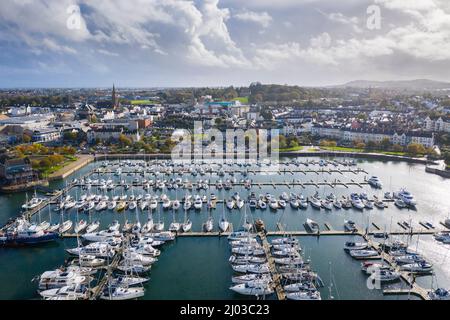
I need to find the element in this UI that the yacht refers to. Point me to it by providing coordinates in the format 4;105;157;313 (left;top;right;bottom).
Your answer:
231;274;272;284
39;271;90;291
108;221;120;232
400;262;433;273
193;196;203;210
85;221;100;234
107;201;117;210
344;220;357;232
229;282;274;296
305;219;319;233
22;196;44;210
429;288;450;300
258;199;267;210
100;287;145;300
286;290;321;300
394;189;417;207
74;220;87;234
344;241;368;251
367;176;382;188
39;285;89;300
172;200;181;210
395;199;407;208
226;199;235;210
309;196;321;209
204;216;214;232
128;201;137;211
182;220;192;232
278;200;287;209
231;264;270;274
59;220;73;234
349;250;379;258
350;193;365;210
269;199;279;210
169;222;181;232
321;200;332;211
219;218;230;232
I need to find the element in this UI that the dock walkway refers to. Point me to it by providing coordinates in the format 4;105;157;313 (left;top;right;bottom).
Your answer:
258;232;286;300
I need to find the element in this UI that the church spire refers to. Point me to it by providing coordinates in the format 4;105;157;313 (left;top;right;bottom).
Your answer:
112;83;117;109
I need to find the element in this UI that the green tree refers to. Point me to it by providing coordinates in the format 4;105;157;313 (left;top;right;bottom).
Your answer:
407;143;426;156
23;134;31;143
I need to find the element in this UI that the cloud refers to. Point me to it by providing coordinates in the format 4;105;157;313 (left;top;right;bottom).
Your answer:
1;0;450;86
234;9;273;28
322;12;362;33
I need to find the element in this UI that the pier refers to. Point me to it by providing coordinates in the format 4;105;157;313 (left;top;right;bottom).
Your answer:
258;231;286;300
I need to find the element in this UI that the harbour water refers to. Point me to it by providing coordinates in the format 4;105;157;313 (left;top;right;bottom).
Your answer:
1;157;449;300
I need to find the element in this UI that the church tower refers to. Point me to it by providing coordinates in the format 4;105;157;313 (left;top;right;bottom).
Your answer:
112;84;118;110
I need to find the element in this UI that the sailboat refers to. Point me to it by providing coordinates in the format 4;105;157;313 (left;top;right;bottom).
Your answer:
204;202;214;232
153;206;164;231
241;194;252;231
47;204;60;233
182;204;192;232
169;205;181;232
219;190;230;232
141;207;154;233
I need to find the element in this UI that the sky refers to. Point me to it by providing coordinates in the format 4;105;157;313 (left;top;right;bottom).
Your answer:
0;0;450;88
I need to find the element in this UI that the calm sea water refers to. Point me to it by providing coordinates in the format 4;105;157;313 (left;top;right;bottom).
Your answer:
0;157;449;300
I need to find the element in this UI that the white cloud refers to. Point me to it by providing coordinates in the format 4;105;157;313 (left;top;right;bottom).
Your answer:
234;9;273;28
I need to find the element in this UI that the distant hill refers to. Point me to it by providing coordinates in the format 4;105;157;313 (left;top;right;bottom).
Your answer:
338;79;450;90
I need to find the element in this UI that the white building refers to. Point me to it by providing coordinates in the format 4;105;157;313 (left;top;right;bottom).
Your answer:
425;116;450;132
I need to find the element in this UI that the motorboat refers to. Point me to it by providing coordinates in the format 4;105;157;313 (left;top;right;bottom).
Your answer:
395;199;407;208
305;219;319;233
229;255;266;265
349;250;379;258
400;262;433;273
227;231;256;241
258;199;267;210
278;200;287;209
22;196;44;210
116;201;127;212
333;200;342;209
344;241;367;251
429;288;450;300
226;199;235;210
309;196;321;209
77;255;105;267
38;271;90;291
351;194;365;210
367;176;382;188
394;189;417;207
39;285;89;300
344;220;357;232
169;222;181;232
269;199;279;210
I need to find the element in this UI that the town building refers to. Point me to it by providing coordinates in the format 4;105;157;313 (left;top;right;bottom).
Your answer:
0;157;38;186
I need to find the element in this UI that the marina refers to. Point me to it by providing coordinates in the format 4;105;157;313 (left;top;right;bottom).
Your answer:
1;156;450;300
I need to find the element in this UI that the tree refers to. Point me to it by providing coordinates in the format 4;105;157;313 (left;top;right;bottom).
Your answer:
355;142;366;149
365;141;378;150
380;138;391;150
39;158;52;168
392;144;404;152
407;143;426;156
23;134;31;143
278;135;288;149
118;134;132;146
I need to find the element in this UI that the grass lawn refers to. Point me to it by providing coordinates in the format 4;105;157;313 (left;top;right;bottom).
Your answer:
320;146;410;156
130;100;159;105
37;156;78;176
232;97;249;104
278;146;303;152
